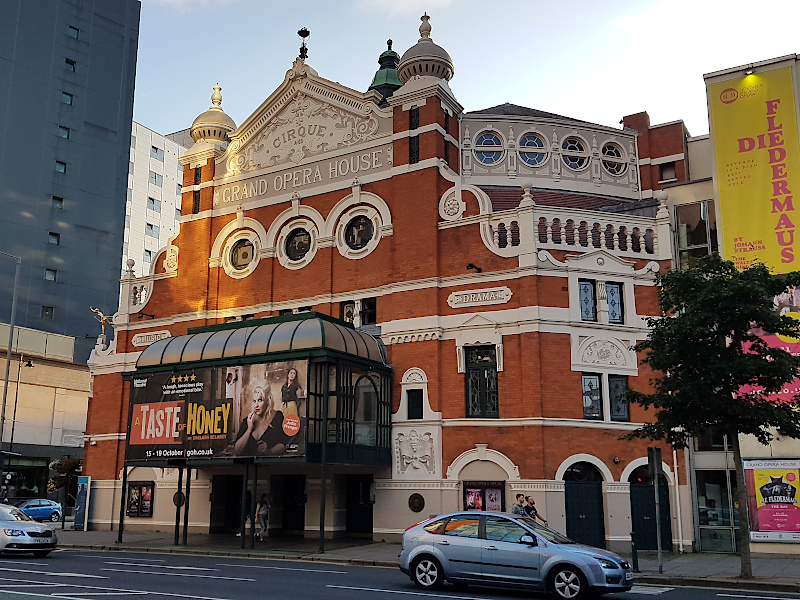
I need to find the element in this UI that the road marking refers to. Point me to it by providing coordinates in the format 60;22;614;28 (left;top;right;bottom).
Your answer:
0;567;108;579
53;592;149;596
104;562;216;571
101;568;254;581
719;595;800;600
327;585;484;599
630;586;675;595
0;578;240;600
66;553;166;562
216;562;348;574
0;592;87;600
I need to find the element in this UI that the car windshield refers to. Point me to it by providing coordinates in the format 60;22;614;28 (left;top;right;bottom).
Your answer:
0;505;34;522
12;499;28;507
516;518;575;544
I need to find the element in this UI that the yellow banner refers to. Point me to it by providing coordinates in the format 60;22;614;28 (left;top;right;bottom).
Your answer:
709;66;800;273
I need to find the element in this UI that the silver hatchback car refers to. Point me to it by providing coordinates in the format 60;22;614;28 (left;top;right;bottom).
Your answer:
399;512;632;599
0;504;59;557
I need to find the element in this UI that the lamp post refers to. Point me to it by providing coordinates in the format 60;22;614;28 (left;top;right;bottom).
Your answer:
0;251;21;501
9;355;33;455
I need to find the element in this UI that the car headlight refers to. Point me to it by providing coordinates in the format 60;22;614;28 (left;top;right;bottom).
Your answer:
3;529;24;536
594;557;619;569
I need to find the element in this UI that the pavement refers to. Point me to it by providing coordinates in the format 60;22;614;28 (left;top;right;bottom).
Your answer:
53;527;800;594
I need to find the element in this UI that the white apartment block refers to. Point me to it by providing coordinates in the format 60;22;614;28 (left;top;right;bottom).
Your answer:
124;122;187;275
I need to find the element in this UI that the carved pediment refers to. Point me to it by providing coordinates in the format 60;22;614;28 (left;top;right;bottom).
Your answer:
220;59;392;179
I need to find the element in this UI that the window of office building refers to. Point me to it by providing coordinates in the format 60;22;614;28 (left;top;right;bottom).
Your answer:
145;223;159;238
58;126;70;139
61;92;73;105
144;250;153;263
44;269;57;282
65;58;76;72
676;200;718;268
55;161;67;174
41;306;54;319
150;146;164;161
147;197;161;212
149;171;163;187
67;26;79;39
51;196;63;209
659;161;677;182
466;345;499;418
48;232;60;245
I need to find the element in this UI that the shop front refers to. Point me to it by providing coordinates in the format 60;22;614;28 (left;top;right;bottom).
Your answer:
116;313;392;548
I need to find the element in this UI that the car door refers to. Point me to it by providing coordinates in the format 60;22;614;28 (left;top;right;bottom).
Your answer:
32;500;45;520
22;500;39;520
481;516;542;585
435;514;483;580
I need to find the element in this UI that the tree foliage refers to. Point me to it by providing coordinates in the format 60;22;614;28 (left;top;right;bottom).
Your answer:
627;254;800;447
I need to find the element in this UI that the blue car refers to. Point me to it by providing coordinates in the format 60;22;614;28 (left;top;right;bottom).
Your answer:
14;499;62;522
399;512;632;599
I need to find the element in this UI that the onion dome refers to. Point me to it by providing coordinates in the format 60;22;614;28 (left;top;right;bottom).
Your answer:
190;84;236;144
398;14;454;84
368;39;403;100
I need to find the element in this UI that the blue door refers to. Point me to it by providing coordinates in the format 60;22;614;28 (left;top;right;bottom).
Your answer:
481;516;541;584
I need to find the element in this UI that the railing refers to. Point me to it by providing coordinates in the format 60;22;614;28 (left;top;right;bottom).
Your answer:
485;204;669;260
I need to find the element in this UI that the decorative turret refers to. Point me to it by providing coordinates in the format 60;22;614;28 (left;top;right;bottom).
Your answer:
190;84;236;146
368;39;403;101
397;14;454;84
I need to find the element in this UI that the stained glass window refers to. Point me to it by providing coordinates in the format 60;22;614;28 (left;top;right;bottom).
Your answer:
579;280;597;321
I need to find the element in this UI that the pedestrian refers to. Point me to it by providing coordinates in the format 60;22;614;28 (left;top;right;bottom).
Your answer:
257;494;270;542
524;495;548;526
511;493;526;515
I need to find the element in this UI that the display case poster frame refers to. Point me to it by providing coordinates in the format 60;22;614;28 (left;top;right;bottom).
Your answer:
127;481;155;518
744;459;800;542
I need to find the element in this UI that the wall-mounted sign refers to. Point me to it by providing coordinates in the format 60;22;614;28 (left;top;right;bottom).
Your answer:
127;360;308;462
132;330;171;347
447;287;512;308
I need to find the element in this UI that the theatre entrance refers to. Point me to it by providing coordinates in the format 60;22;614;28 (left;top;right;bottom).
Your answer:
345;474;373;536
210;474;244;533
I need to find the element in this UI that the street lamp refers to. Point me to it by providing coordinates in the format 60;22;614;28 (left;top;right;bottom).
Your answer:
9;356;33;455
0;250;22;501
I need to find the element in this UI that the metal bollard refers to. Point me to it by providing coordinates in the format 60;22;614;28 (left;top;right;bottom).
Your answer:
630;531;640;572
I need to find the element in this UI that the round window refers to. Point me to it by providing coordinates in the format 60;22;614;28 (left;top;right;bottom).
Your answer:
601;142;628;176
519;133;548;167
345;215;374;250
230;239;255;270
285;228;311;261
561;136;589;170
474;132;504;165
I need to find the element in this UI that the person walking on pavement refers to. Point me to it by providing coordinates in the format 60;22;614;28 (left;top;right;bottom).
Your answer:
511;493;526;515
524;495;548;526
257;494;270;542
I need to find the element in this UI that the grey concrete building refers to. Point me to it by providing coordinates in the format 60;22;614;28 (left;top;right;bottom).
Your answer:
0;0;141;362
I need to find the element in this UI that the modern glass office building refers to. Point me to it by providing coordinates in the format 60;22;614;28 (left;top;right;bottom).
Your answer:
0;0;141;362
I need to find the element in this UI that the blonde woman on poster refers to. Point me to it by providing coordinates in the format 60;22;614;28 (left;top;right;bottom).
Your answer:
232;386;290;456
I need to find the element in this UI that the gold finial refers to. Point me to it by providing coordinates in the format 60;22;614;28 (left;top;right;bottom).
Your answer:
211;84;222;107
90;307;111;337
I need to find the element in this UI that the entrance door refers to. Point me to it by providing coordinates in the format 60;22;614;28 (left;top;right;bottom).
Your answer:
629;467;672;551
282;474;306;534
210;475;243;533
346;474;373;537
563;462;606;548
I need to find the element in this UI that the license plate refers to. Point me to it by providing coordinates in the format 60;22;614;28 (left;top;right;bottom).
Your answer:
625;572;633;581
32;538;50;544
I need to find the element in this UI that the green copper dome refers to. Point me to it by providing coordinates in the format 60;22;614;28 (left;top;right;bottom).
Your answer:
368;40;402;101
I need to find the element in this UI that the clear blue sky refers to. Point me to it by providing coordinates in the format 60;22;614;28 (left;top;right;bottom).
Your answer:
134;0;800;138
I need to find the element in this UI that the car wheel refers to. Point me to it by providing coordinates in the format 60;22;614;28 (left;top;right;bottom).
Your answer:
50;512;60;522
411;556;444;590
33;550;51;558
549;565;587;599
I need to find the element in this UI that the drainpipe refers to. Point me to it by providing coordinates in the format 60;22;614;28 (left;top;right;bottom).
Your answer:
672;448;684;553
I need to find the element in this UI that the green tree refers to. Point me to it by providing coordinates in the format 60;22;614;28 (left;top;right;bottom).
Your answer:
627;254;800;578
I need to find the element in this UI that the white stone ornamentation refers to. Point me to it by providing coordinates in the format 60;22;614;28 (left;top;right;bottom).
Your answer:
396;430;435;475
581;340;626;367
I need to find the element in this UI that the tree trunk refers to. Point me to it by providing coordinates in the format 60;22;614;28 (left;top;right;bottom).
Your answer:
730;433;753;579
